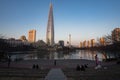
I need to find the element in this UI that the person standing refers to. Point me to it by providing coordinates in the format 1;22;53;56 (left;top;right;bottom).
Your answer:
54;60;56;66
8;55;11;68
95;54;98;66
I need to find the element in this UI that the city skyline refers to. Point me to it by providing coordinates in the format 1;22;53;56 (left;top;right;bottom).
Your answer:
0;0;120;45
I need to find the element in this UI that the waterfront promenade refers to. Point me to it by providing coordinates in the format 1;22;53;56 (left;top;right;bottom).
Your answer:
0;59;97;69
0;59;119;80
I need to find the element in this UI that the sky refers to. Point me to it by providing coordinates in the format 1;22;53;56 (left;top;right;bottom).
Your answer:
0;0;120;46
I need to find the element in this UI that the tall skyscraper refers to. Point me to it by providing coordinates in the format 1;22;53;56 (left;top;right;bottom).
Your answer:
69;34;71;47
46;3;54;46
28;30;36;42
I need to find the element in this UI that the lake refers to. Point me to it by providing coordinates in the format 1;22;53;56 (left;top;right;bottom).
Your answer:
9;50;120;61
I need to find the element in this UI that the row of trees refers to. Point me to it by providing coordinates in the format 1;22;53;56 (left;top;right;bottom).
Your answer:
90;34;120;51
0;36;34;52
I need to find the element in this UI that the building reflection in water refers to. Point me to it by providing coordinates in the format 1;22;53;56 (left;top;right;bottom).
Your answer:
79;50;96;61
10;50;119;61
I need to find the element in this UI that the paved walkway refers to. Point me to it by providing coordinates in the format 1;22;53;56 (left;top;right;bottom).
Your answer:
45;68;67;80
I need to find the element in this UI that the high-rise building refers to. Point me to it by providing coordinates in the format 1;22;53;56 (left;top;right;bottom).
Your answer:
79;42;82;48
87;40;90;47
100;37;105;46
28;30;36;42
46;3;54;46
83;40;87;48
91;39;95;47
69;34;71;47
112;28;120;43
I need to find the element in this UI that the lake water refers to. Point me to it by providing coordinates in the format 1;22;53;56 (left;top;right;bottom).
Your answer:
9;50;120;61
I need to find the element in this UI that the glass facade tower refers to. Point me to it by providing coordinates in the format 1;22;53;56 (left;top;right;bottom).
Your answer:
46;3;54;46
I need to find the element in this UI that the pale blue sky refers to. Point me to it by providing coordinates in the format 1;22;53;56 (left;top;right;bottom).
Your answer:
0;0;120;45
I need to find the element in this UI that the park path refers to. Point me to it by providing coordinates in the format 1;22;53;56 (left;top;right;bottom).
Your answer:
45;68;67;80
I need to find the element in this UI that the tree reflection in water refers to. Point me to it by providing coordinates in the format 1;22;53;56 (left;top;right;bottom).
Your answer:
9;50;119;61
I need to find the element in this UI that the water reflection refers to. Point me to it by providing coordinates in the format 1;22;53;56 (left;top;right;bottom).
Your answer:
79;50;96;60
9;50;119;61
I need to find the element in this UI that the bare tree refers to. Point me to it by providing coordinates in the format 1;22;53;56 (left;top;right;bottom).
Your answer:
103;34;112;45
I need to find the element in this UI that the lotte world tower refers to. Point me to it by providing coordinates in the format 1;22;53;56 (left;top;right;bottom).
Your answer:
46;3;54;46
